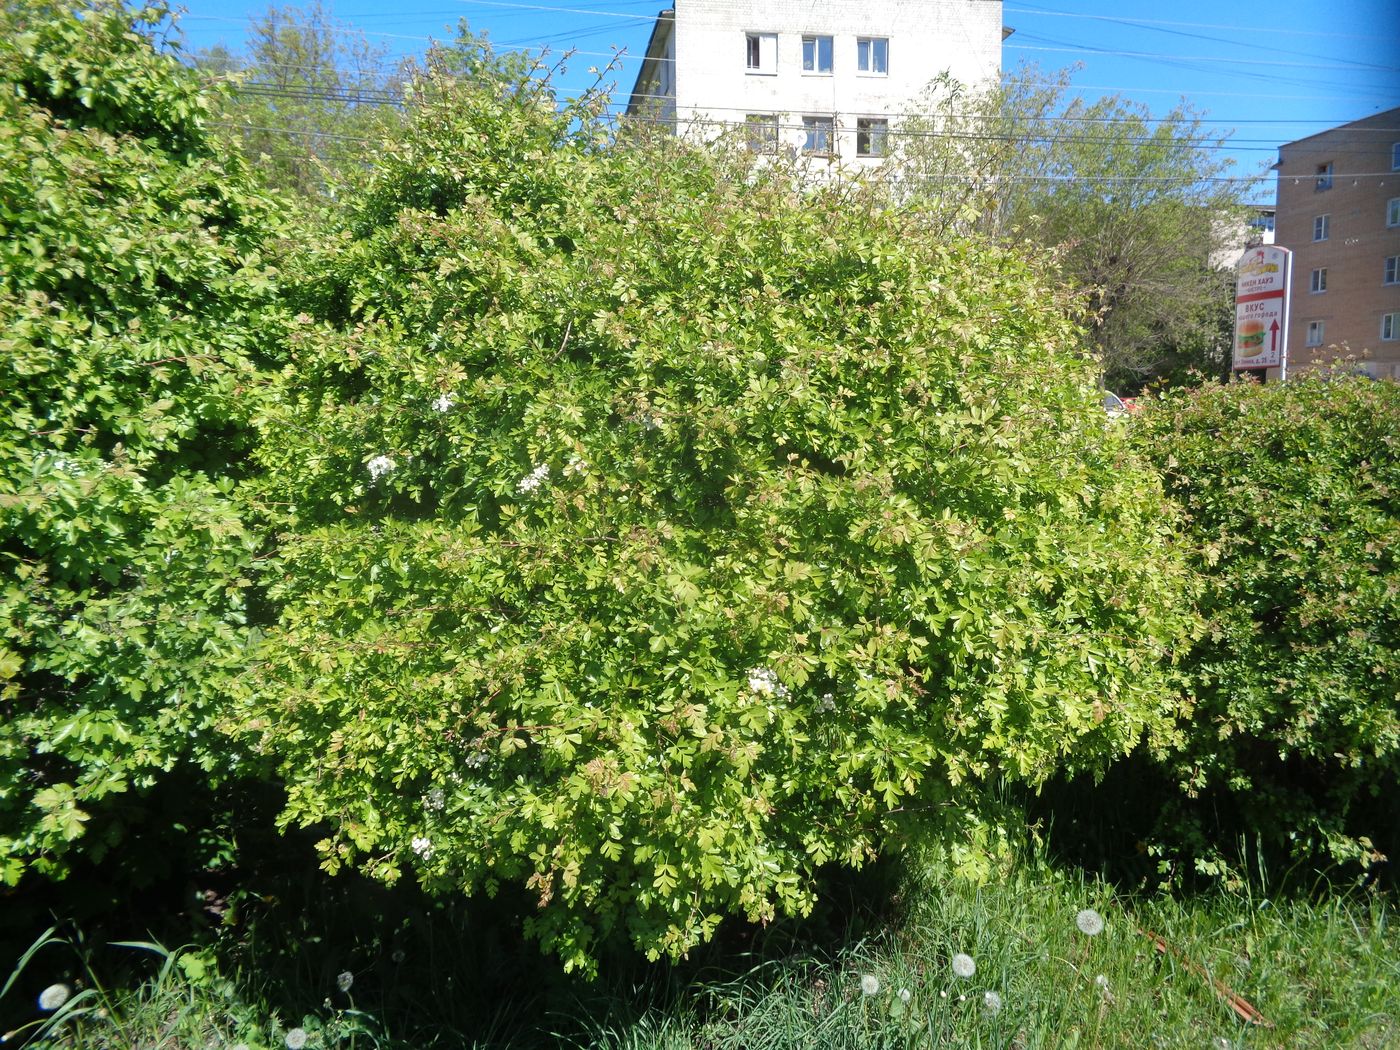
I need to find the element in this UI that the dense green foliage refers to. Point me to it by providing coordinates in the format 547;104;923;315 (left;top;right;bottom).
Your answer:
1135;375;1400;873
0;1;279;883
237;56;1198;972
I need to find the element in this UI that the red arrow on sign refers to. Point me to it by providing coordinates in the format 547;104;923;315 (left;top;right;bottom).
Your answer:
1269;319;1279;355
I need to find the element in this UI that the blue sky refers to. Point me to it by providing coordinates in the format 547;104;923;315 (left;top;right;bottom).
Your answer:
176;0;1400;203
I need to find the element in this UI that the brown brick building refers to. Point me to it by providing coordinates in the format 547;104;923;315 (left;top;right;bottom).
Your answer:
1274;107;1400;378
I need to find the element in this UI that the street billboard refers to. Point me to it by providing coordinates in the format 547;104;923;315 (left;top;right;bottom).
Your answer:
1232;245;1292;372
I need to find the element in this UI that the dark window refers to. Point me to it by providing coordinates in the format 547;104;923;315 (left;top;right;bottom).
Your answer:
856;118;888;157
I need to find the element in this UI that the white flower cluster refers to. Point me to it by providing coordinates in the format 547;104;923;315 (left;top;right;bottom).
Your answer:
423;787;445;812
410;835;434;860
746;667;790;699
517;462;549;495
815;692;836;714
564;455;587;476
464;750;490;770
431;393;455;413
367;454;396;480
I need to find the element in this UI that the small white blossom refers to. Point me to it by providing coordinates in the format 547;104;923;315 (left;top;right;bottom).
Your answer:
431;393;455;413
423;787;445;811
336;970;354;993
1076;908;1105;936
367;455;396;480
516;463;550;494
411;835;434;860
1094;973;1109;990
746;667;790;699
816;692;836;713
982;990;1002;1016
897;987;911;1003
564;454;587;475
951;953;976;978
37;983;71;1011
859;973;880;996
464;750;489;770
285;1029;308;1050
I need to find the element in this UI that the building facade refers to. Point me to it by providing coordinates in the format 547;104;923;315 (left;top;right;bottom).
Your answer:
626;1;1004;165
1274;107;1400;378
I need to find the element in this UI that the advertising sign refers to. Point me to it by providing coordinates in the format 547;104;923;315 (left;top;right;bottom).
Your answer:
1233;245;1292;372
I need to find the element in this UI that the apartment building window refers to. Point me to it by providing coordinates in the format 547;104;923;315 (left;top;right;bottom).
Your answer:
1313;214;1329;241
856;118;889;157
1305;320;1324;347
745;114;778;153
1310;267;1327;293
746;32;777;74
1388;197;1400;227
1392;142;1400;171
802;35;833;74
802;115;834;155
1316;162;1333;191
1385;255;1399;285
1383;313;1399;341
857;37;888;74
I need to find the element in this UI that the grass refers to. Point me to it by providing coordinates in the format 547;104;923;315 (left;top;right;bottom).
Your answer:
4;840;1394;1049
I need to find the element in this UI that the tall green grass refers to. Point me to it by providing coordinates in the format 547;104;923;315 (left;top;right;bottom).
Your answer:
5;845;1394;1048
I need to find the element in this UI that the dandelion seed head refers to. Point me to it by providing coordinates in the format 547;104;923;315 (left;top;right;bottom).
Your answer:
859;973;880;996
37;983;71;1011
285;1029;308;1050
1076;908;1105;936
983;990;1002;1015
951;952;976;978
898;987;911;1003
336;970;354;993
1094;974;1109;990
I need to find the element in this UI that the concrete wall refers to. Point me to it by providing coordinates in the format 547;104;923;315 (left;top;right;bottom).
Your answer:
670;0;1002;165
1275;107;1400;378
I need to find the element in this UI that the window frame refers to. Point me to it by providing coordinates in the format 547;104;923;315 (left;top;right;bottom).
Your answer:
1313;214;1329;241
856;37;889;75
1383;313;1399;342
1388;197;1400;228
856;117;889;158
745;31;777;75
1316;161;1333;191
801;114;835;156
1392;142;1400;171
744;113;779;154
1305;320;1324;347
1385;255;1399;286
801;34;834;74
1310;267;1327;293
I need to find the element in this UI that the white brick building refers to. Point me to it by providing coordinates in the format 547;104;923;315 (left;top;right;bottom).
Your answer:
626;1;1005;164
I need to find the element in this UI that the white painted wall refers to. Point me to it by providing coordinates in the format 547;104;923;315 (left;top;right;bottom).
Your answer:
666;0;1003;164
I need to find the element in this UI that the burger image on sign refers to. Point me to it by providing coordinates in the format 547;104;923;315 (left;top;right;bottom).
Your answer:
1237;320;1266;356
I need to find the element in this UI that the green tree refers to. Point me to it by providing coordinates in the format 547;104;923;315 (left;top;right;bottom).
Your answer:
0;0;280;884
897;68;1254;391
197;2;400;199
240;47;1197;974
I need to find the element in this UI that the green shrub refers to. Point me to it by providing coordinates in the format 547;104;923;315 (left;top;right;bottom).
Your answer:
1134;374;1400;874
0;2;280;883
240;54;1197;973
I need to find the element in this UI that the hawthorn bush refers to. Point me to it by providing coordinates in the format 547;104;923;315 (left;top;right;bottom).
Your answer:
0;2;279;883
240;56;1198;972
1135;375;1400;875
